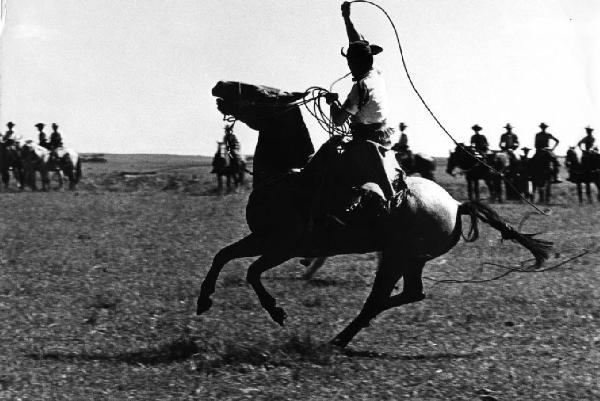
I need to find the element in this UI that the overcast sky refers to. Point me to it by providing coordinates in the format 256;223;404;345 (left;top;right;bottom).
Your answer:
0;0;598;156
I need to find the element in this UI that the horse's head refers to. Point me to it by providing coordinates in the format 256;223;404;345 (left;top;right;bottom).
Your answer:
565;147;578;163
447;143;476;175
212;81;305;131
212;81;315;182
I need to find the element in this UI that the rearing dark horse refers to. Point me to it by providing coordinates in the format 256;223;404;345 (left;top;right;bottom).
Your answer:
197;81;552;347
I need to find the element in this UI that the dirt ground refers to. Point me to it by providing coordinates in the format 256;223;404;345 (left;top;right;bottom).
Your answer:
0;154;598;400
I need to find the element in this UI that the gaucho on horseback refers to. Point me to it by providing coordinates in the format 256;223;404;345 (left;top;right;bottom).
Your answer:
35;123;50;150
308;1;403;224
470;124;489;154
499;123;519;163
534;122;561;183
199;2;553;347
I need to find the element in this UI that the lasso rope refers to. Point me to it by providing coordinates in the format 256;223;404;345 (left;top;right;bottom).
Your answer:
348;0;549;215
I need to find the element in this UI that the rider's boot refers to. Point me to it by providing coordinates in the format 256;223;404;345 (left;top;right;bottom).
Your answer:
339;183;391;228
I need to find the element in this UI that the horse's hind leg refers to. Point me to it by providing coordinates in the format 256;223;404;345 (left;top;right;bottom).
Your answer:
197;234;265;315
386;260;426;308
577;183;583;204
246;253;293;326
301;256;327;280
331;252;412;348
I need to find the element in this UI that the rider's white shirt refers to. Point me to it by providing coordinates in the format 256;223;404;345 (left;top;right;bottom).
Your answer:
342;68;391;126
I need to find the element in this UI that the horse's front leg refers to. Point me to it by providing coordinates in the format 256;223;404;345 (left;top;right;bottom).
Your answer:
331;253;423;348
466;178;473;200
246;253;293;326
301;256;327;280
56;170;64;190
197;234;265;314
496;177;503;203
576;183;583;204
585;182;592;203
1;168;9;189
216;174;223;194
41;170;50;191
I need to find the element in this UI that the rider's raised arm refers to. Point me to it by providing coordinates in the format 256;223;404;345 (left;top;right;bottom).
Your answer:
342;2;362;43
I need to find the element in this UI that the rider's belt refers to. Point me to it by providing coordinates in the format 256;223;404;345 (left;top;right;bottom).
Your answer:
350;122;393;147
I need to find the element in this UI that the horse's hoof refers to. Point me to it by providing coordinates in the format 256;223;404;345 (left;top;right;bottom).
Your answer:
196;297;213;315
329;336;349;348
268;306;287;326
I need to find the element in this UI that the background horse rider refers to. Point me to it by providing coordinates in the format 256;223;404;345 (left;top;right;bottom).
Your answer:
578;126;595;169
49;122;64;151
2;121;19;144
578;126;595;152
392;122;412;170
36;123;50;149
534;122;561;183
470;124;489;155
499;123;519;162
223;124;243;168
321;1;401;223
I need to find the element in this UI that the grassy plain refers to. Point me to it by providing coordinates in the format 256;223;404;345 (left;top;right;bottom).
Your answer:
0;154;598;400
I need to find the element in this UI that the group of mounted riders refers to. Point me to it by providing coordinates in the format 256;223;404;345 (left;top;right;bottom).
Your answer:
0;121;82;190
447;120;597;203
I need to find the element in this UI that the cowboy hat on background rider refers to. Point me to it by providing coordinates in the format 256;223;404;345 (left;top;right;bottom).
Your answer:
534;122;561;183
318;1;402;224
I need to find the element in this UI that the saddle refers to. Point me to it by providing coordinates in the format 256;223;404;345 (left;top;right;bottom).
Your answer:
307;139;407;230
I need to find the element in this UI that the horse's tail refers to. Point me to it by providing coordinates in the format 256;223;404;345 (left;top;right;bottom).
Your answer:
458;201;552;266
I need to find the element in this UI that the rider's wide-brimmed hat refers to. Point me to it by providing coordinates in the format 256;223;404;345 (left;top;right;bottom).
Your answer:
471;124;482;132
35;123;45;129
585;126;594;132
539;122;548;129
504;123;513;129
341;40;383;59
6;121;15;128
51;123;59;129
399;122;407;131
